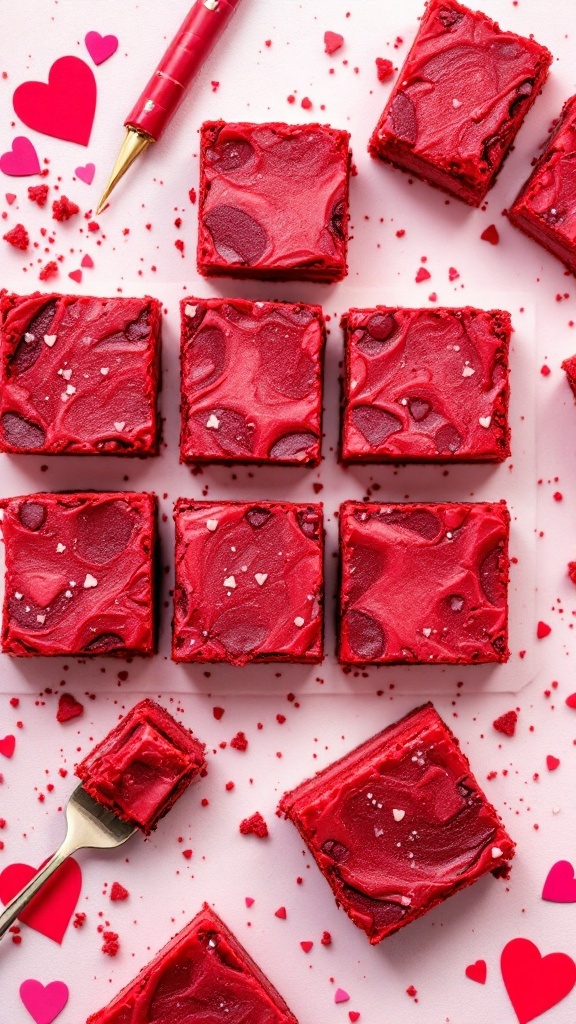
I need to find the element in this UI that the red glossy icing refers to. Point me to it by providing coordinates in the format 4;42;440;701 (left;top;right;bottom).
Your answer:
280;702;515;944
341;307;510;462
562;352;576;404
173;500;324;665
1;491;157;657
180;297;325;465
197;121;351;282
339;501;509;665
510;95;576;275
0;292;161;455
76;699;206;834
87;904;298;1023
369;0;552;206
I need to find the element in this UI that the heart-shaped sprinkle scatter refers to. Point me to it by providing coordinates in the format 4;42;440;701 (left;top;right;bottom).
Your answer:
0;136;40;177
13;56;97;146
6;193;17;204
0;858;81;943
335;988;350;1004
501;937;576;1024
75;162;95;185
348;1014;360;1023
536;621;551;639
300;941;313;953
546;755;560;771
0;734;16;758
566;692;576;709
245;897;254;908
465;959;487;984
85;31;119;66
20;979;69;1024
68;270;82;284
81;254;94;268
542;861;576;904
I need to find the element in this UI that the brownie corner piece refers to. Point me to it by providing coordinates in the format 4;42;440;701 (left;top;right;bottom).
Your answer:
341;306;511;463
197;120;351;282
179;296;325;465
338;500;509;665
509;94;576;275
1;490;157;657
279;701;515;944
369;0;552;206
173;499;324;665
0;292;161;456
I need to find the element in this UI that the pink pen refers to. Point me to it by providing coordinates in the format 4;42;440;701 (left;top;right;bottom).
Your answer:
97;0;244;214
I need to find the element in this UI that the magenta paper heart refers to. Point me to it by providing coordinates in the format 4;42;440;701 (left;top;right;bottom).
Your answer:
542;860;576;903
13;56;96;146
20;980;69;1024
0;136;40;177
85;31;118;66
75;162;95;185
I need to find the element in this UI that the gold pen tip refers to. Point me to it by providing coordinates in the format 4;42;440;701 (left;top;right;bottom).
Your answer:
96;129;153;215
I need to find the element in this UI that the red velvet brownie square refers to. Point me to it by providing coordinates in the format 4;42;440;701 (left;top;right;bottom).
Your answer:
369;0;552;207
562;353;576;405
280;702;515;944
173;500;323;665
341;306;511;463
180;297;325;465
509;95;576;275
197;121;351;282
0;292;161;455
76;699;206;834
87;904;298;1023
1;491;157;657
339;501;509;665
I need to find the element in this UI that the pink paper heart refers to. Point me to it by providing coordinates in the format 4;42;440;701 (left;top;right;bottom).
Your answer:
542;860;576;903
75;162;95;185
0;136;40;177
20;979;69;1024
0;858;81;943
13;56;96;147
0;734;16;758
85;31;119;66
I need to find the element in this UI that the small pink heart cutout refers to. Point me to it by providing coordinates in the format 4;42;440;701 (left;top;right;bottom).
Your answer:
0;137;40;177
20;979;69;1024
85;31;119;66
542;860;576;903
75;162;95;185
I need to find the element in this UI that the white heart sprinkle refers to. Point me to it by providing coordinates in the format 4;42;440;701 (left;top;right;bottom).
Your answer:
224;576;236;589
294;616;305;627
401;896;411;906
114;421;126;432
100;367;109;376
56;543;66;553
552;805;561;815
15;592;23;600
185;303;197;317
206;519;218;532
393;808;405;822
423;627;432;638
61;368;73;381
255;573;268;586
452;98;462;108
24;332;35;343
65;590;73;599
60;392;69;402
479;416;492;428
44;334;57;347
462;365;475;377
66;384;76;395
36;614;46;624
374;827;384;837
206;414;220;429
491;846;503;858
83;574;98;589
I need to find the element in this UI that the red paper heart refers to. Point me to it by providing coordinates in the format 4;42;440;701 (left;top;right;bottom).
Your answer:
85;31;119;66
20;979;69;1024
13;56;96;146
542;860;576;904
0;734;16;758
501;937;576;1024
465;959;487;984
0;858;81;943
0;136;41;177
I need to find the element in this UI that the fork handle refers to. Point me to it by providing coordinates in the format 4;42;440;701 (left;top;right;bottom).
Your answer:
0;836;80;940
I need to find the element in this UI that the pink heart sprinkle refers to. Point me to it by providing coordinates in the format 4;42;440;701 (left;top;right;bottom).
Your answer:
85;31;119;66
20;979;69;1024
0;735;16;758
68;270;82;284
349;1014;360;1023
0;136;41;177
300;941;313;953
335;988;350;1004
245;897;254;908
6;193;17;205
81;254;94;269
542;861;576;904
75;162;95;185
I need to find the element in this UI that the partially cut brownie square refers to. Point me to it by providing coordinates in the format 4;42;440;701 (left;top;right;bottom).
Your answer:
197;120;351;282
76;699;206;834
1;491;157;657
87;903;298;1023
339;500;509;665
509;95;576;275
341;306;511;463
180;297;325;465
0;292;162;455
279;702;515;944
173;500;323;665
369;0;552;206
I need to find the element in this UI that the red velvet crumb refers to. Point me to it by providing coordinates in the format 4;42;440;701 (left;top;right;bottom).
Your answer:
324;31;344;55
493;710;518;737
239;812;269;838
230;731;248;751
110;882;129;902
39;261;58;281
3;224;29;250
321;930;332;946
28;184;49;207
375;57;394;81
101;930;120;956
52;196;80;222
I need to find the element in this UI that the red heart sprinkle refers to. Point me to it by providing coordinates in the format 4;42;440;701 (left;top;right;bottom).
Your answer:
81;254;94;269
546;755;560;771
0;735;16;758
465;959;487;984
300;941;313;953
565;693;576;709
68;270;82;284
274;906;287;919
537;621;551;639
